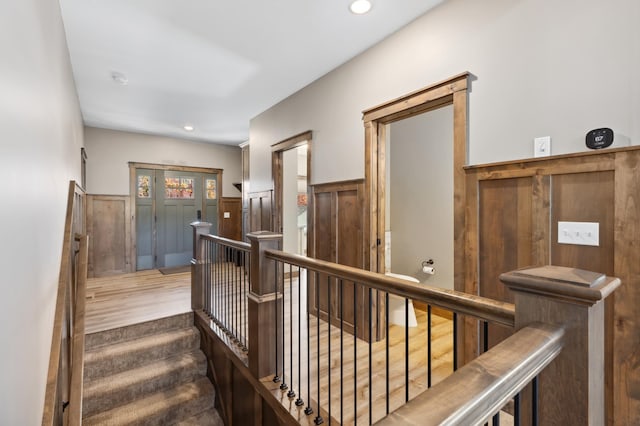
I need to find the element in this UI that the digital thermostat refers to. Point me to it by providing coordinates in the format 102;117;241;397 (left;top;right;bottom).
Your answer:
586;128;614;149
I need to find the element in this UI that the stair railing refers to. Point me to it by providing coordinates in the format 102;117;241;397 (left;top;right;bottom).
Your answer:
191;228;619;424
42;181;88;426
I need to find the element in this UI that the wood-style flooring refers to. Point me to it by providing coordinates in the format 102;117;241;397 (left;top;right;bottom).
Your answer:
85;269;191;334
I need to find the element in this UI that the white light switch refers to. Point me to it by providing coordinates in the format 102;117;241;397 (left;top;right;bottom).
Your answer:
534;136;551;157
223;212;231;219
558;221;599;246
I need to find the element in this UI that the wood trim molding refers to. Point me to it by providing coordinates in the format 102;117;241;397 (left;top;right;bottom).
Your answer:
271;131;312;253
128;161;223;174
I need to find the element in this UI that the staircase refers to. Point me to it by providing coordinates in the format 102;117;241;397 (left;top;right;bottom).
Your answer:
82;312;223;425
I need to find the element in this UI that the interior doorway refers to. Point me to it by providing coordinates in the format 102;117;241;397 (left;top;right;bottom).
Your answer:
130;163;221;270
272;131;312;256
385;105;454;289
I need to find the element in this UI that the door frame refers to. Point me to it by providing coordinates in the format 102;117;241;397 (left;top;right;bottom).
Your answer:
271;131;313;255
362;72;470;292
128;162;223;271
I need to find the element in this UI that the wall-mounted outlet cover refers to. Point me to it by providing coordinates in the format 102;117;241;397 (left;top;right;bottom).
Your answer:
534;136;551;157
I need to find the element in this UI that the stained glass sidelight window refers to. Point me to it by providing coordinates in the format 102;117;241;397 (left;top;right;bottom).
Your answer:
137;175;151;198
206;178;217;200
165;177;194;199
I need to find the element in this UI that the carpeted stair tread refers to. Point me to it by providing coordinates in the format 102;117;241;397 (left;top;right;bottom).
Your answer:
175;407;225;426
83;350;207;418
84;326;200;381
85;312;194;350
83;376;214;426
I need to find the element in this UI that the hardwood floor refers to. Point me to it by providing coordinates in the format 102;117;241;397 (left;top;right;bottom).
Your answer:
85;269;191;334
84;266;513;424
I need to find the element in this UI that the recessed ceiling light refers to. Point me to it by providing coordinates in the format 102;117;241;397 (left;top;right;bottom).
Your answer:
110;71;128;85
183;124;195;132
350;0;372;14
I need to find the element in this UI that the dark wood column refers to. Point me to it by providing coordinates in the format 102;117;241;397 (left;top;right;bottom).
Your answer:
247;231;283;379
500;266;620;425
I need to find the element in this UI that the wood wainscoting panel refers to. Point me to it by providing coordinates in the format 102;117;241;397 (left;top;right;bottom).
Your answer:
310;180;369;340
478;177;533;349
86;194;131;277
464;146;640;425
248;190;273;233
219;197;242;241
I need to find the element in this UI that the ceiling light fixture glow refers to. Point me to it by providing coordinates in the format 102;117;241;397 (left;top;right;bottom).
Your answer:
350;0;372;15
110;71;128;85
183;124;195;132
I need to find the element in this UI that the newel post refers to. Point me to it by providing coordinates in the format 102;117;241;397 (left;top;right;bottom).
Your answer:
247;231;283;379
190;221;212;311
500;266;620;425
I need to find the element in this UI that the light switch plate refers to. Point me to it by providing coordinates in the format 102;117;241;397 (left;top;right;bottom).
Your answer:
223;212;231;219
558;221;599;246
534;136;551;157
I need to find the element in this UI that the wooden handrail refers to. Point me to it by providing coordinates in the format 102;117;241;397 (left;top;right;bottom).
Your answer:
42;181;86;426
201;233;251;252
67;234;88;425
376;323;564;425
264;249;515;327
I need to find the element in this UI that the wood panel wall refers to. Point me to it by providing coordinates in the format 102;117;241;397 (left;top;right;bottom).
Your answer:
86;194;132;277
219;197;242;241
464;147;640;425
248;190;273;233
309;180;378;340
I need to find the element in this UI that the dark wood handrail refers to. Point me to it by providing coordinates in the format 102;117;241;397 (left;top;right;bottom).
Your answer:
201;233;251;252
67;234;88;425
376;323;564;425
264;249;515;327
42;181;86;426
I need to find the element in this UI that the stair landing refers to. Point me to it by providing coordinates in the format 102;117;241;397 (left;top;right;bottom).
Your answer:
85;269;191;333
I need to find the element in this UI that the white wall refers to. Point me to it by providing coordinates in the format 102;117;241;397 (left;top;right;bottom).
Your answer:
0;0;84;424
389;106;454;289
84;127;242;197
249;0;639;191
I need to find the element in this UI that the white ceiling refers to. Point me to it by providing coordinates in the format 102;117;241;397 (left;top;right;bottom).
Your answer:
59;0;444;145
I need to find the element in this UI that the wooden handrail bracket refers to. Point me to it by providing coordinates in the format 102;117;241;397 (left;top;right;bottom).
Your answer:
376;323;564;425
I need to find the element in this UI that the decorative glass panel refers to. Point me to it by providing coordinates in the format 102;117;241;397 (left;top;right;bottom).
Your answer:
165;177;194;199
137;175;151;198
206;178;217;200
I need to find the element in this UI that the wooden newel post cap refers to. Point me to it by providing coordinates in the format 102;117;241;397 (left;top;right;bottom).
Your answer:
500;265;620;306
190;221;212;230
246;231;283;242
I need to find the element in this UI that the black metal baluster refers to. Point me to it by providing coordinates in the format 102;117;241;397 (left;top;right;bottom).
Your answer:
273;261;280;383
368;287;372;424
287;263;295;398
280;261;287;391
514;393;520;426
385;292;389;416
532;376;539;426
453;312;458;371
484;321;489;353
353;282;357;426
235;248;239;342
314;271;323;425
305;268;313;416
340;279;344;424
427;304;432;388
405;297;409;403
327;275;331;423
296;266;304;407
492;412;500;425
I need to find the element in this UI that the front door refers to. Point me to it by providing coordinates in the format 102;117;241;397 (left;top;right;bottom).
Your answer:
135;168;219;270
